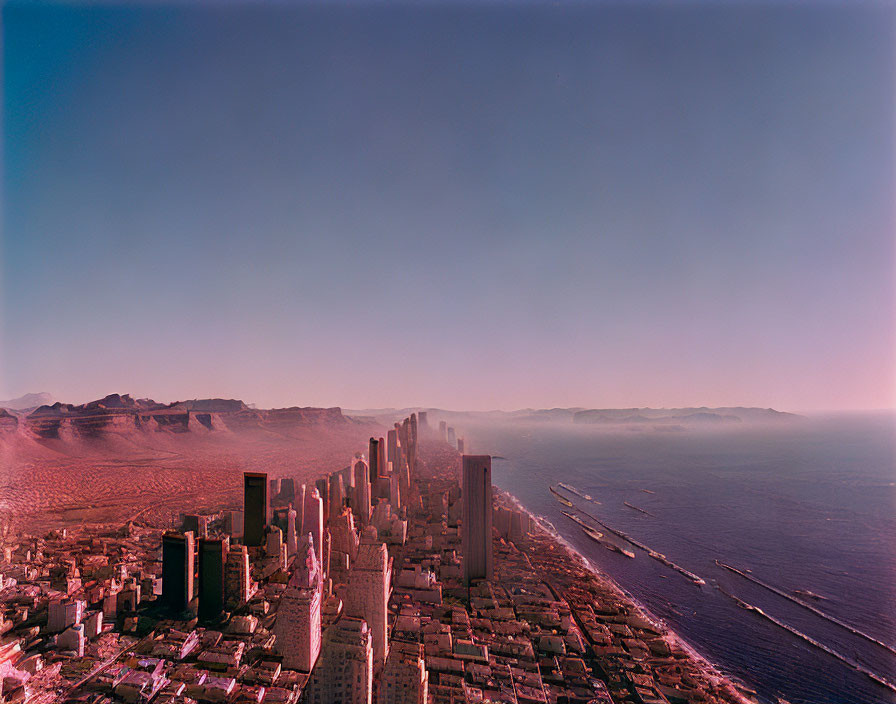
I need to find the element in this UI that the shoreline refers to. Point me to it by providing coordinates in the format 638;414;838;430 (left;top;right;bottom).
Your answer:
496;487;760;704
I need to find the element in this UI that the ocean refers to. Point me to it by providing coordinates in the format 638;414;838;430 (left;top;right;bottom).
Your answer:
466;413;896;704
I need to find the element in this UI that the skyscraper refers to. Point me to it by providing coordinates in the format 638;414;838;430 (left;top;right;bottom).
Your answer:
225;544;252;608
368;437;381;484
346;541;391;669
286;505;298;557
197;536;229;621
243;472;269;547
462;455;493;585
315;476;330;528
386;428;399;470
302;486;324;566
162;531;195;614
352;458;371;524
274;534;322;672
328;472;345;520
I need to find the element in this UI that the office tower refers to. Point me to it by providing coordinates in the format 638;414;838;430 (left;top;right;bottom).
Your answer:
286;505;298;557
352;458;371;524
439;421;447;441
378;640;428;704
417;411;428;431
315;476;330;529
346;541;391;669
389;472;401;512
225;544;252;607
377;439;386;478
386;429;398;470
447;427;456;446
462;455;493;585
274;534;322;671
304;617;373;704
408;414;418;476
270;477;281;501
197;536;229;621
368;438;381;484
457;437;465;453
400;418;410;465
162;531;195;614
243;472;269;547
302;486;324;565
328;473;345;520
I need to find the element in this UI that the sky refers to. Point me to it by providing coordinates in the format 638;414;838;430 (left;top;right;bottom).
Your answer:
2;1;894;412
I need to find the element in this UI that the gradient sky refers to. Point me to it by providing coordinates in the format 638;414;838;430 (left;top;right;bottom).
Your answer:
2;1;894;412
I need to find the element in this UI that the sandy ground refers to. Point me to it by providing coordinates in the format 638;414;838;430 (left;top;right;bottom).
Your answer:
0;420;380;535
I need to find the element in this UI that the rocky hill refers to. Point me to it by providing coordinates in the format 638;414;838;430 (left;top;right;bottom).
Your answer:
1;393;351;443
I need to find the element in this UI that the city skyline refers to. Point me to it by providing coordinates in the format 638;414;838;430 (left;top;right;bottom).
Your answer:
3;1;894;412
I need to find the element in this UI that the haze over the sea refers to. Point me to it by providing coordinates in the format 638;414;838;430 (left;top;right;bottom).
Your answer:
3;1;894;412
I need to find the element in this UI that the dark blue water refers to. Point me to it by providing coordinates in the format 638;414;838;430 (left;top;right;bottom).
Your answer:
467;414;896;704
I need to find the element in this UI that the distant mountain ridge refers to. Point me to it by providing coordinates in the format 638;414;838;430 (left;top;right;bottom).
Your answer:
345;405;800;426
571;407;798;425
0;393;349;442
0;392;53;411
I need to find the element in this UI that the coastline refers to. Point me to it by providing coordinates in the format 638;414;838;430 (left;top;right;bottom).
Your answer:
496;487;759;704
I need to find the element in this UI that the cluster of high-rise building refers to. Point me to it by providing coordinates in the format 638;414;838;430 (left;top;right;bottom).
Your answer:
0;408;745;704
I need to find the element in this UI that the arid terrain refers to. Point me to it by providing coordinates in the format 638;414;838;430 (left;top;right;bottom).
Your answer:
0;394;381;535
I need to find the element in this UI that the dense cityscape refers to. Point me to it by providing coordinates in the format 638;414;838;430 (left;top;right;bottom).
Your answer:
0;412;757;704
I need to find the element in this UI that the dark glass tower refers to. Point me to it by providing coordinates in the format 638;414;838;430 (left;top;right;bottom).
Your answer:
162;531;194;614
244;472;269;546
197;536;229;621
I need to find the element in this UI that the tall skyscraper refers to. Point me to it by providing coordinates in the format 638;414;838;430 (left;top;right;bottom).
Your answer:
315;476;330;529
346;541;391;669
243;472;269;547
197;536;229;621
304;617;373;704
286;505;298;557
225;544;252;608
162;531;195;614
352;458;371;524
328;472;345;520
274;534;322;672
302;486;324;565
386;428;398;470
462;455;493;585
368;438;381;484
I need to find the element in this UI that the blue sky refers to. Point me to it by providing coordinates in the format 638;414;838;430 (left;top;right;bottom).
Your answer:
2;1;894;411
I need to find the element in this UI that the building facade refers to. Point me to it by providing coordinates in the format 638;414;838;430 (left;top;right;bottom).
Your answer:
461;455;493;585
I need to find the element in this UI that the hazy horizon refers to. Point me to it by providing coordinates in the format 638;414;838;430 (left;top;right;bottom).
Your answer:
4;389;895;418
3;1;894;412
